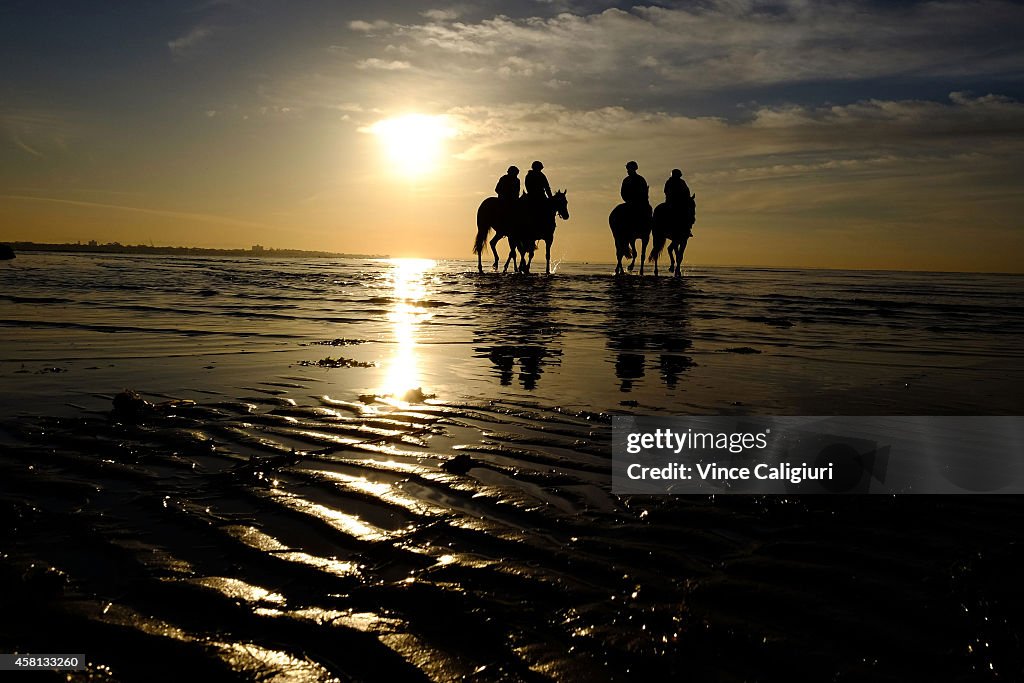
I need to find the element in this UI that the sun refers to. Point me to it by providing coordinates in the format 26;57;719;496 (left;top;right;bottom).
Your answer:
364;114;456;175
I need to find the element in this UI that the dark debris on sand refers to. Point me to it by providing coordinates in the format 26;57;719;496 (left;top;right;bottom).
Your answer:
297;356;376;369
112;390;197;423
306;338;368;347
359;387;436;404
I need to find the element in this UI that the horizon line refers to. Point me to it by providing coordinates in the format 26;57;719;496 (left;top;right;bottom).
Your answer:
4;240;1021;276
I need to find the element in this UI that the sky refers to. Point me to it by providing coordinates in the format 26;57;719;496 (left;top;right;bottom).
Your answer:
1;0;1022;271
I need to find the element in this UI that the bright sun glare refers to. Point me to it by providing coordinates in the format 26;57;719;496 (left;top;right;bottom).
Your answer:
365;114;456;174
379;258;436;402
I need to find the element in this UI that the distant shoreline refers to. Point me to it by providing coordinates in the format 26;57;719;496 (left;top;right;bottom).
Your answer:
4;241;387;259
2;242;1020;275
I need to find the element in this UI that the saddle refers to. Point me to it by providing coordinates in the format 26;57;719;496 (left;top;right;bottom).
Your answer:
667;196;696;223
626;200;652;223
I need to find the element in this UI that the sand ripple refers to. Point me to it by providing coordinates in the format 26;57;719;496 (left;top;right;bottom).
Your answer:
2;386;1023;681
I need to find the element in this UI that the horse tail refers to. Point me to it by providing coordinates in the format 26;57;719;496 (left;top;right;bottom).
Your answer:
609;204;629;258
649;204;667;262
649;232;666;263
473;201;490;255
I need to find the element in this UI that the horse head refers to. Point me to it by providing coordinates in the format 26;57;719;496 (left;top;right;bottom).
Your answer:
553;189;569;220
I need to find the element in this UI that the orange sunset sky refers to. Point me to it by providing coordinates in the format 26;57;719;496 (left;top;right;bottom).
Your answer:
2;1;1022;271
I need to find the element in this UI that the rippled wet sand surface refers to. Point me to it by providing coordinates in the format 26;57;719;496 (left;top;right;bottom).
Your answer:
1;254;1023;681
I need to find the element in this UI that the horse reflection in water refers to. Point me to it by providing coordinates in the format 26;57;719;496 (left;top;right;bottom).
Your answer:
471;276;562;389
604;277;696;392
473;191;570;275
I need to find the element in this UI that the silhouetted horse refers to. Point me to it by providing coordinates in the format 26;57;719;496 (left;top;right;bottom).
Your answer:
649;194;696;277
474;192;569;274
609;203;652;275
474;197;523;273
514;190;569;275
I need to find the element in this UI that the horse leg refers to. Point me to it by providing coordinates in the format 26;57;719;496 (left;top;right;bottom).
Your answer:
627;240;637;272
477;231;484;274
676;239;688;277
503;238;517;273
489;234;502;271
544;239;552;274
640;236;648;276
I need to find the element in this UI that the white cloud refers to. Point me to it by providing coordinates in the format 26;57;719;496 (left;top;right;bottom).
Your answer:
436;92;1022;269
349;19;392;33
421;8;460;22
444;93;1024;206
355;58;411;71
346;1;1024;98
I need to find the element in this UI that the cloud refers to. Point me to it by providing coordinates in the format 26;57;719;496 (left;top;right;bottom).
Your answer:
445;93;1024;215
167;25;215;56
435;92;1022;269
421;8;459;22
355;58;411;71
349;19;392;33
345;1;1024;104
2;195;271;230
0;108;78;160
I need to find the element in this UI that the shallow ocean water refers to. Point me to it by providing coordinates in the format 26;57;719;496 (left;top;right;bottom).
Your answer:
1;253;1021;415
1;253;1023;681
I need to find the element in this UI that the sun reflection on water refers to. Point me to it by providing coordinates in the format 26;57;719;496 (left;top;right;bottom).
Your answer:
379;258;436;401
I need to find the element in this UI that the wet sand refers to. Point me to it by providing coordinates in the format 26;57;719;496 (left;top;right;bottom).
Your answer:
2;254;1023;681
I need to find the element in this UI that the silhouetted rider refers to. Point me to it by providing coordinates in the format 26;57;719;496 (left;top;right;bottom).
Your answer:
665;168;695;237
525;161;552;201
495;165;520;203
664;168;691;207
621;160;649;204
621;160;651;221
